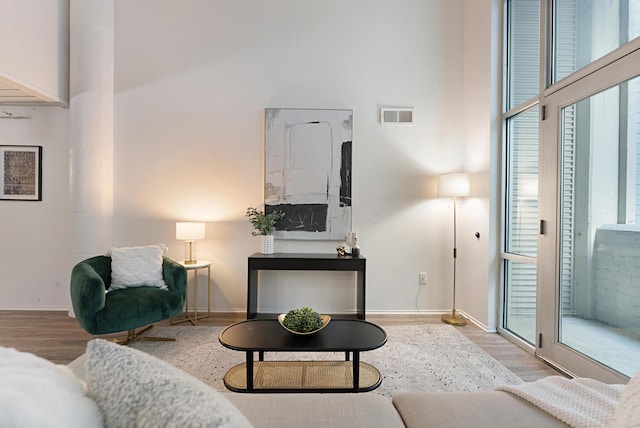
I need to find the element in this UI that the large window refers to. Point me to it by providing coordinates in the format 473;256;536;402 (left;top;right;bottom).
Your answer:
552;0;640;83
506;0;541;110
504;0;640;380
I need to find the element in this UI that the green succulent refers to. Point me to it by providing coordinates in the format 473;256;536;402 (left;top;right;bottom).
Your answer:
283;307;324;333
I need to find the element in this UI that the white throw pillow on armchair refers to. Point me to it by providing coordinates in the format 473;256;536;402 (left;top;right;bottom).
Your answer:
107;243;169;292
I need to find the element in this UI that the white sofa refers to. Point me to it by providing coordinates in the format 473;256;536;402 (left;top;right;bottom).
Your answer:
2;339;638;428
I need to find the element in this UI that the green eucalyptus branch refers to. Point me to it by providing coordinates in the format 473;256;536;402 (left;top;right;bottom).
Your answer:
245;207;285;236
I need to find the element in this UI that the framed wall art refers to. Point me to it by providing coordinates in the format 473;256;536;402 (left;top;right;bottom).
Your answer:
0;145;42;201
264;108;352;240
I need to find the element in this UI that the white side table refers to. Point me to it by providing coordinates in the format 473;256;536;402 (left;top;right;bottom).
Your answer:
172;260;211;326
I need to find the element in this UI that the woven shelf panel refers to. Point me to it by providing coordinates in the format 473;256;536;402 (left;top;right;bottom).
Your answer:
224;361;380;391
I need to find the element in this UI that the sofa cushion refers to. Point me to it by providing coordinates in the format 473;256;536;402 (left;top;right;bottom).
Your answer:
84;339;253;428
107;244;168;291
0;346;103;428
392;391;570;428
227;393;405;428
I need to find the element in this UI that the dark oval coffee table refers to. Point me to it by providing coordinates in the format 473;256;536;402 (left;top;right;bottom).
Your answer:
219;319;387;393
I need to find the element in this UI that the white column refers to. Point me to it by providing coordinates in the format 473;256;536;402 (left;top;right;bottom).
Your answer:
68;0;114;315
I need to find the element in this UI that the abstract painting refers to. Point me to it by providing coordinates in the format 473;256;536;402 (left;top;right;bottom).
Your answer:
0;145;42;201
264;108;352;240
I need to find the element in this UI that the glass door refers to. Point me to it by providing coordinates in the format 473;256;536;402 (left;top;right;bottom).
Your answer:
538;47;640;382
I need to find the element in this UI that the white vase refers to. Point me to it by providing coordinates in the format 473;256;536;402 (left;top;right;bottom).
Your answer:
260;235;274;254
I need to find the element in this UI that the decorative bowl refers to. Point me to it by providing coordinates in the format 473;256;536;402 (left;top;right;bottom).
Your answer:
277;313;331;336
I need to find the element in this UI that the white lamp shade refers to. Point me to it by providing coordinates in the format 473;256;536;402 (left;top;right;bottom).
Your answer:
176;222;205;241
437;173;470;198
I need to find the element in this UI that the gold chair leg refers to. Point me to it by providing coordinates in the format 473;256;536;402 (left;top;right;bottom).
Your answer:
107;325;176;345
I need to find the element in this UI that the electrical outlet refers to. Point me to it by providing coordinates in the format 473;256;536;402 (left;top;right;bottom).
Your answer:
419;272;428;286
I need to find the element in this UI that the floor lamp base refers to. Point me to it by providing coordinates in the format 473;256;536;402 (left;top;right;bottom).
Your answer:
441;309;467;326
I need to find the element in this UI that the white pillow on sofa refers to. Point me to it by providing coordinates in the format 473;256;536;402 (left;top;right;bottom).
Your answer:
107;243;169;291
84;339;253;428
0;346;103;428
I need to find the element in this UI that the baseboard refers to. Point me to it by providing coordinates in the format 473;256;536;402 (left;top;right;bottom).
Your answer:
0;306;497;333
0;306;70;311
204;308;446;316
367;309;456;317
461;312;496;333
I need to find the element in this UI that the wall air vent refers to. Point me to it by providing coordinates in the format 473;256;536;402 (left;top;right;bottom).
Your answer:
380;107;414;126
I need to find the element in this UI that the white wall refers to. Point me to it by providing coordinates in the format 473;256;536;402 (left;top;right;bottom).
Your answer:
457;0;499;329
0;106;70;309
112;0;469;315
0;0;498;325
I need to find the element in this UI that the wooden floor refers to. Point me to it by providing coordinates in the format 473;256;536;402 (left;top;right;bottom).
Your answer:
0;310;560;382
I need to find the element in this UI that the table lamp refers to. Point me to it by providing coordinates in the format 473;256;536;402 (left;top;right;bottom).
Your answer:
437;172;470;326
176;222;205;264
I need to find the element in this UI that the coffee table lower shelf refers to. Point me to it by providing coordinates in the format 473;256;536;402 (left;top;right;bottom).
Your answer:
224;360;382;393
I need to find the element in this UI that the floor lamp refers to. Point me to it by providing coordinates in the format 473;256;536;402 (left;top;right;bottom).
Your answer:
438;172;470;326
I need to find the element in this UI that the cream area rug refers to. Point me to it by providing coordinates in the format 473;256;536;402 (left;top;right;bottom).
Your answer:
130;324;522;399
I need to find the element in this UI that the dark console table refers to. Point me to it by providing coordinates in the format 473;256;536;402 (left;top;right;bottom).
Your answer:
247;252;366;320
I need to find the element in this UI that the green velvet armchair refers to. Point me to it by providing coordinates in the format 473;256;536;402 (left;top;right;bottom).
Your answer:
70;255;187;344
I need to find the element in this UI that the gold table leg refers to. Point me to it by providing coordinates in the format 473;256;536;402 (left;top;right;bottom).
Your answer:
171;263;211;325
